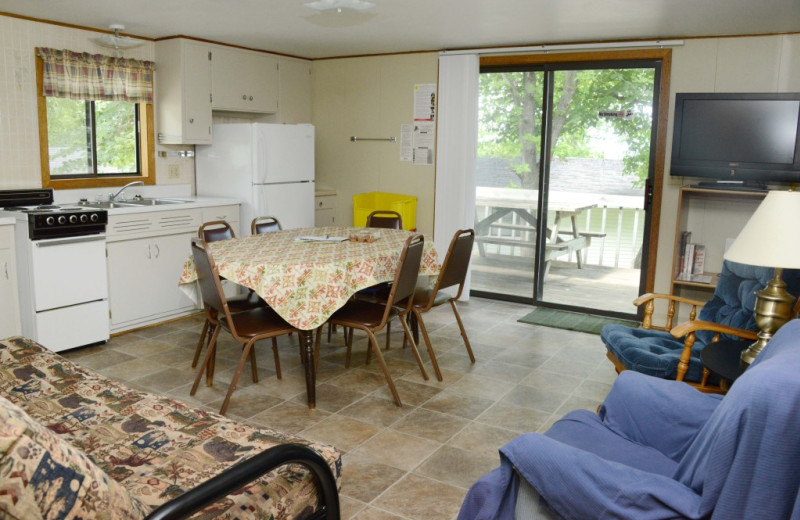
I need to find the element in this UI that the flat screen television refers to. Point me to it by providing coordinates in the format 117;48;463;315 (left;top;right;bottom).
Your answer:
670;92;800;187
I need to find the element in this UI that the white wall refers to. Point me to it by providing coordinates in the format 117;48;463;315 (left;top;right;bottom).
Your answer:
311;53;438;235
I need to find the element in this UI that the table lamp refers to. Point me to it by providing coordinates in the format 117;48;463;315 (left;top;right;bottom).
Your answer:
724;191;800;365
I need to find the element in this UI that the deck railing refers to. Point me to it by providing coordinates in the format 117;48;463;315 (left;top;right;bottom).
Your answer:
475;188;644;270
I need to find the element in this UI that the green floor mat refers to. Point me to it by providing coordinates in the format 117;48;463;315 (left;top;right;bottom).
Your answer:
517;308;639;335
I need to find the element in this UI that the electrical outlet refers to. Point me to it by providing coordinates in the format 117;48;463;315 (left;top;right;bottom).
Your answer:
168;164;180;179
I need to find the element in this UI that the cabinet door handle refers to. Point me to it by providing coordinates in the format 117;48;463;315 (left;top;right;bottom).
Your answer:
189;118;194;124
146;244;152;259
242;94;247;100
3;261;7;280
249;96;253;101
154;244;160;258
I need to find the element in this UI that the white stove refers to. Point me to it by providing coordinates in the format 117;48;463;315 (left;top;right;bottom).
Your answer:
0;189;109;352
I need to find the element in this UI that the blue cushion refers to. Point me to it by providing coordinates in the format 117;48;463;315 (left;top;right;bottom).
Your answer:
602;262;800;382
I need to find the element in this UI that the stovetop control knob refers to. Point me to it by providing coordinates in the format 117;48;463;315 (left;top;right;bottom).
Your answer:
46;216;55;226
90;213;99;222
80;214;88;223
69;215;78;224
57;215;66;225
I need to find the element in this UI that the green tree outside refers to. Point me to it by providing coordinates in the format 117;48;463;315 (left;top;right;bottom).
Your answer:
478;67;656;189
46;98;137;176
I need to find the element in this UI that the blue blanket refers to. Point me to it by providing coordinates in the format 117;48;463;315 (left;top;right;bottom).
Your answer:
459;319;800;520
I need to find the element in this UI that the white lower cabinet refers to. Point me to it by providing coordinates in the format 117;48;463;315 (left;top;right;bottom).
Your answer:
0;225;21;337
107;233;198;332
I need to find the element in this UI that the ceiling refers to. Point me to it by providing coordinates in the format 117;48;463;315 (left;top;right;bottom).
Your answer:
1;0;799;59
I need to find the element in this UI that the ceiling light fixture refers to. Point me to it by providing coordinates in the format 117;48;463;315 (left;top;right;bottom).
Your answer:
303;0;375;13
90;24;144;56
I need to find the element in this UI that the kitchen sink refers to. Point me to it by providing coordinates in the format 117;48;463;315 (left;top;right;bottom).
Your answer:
76;201;140;209
75;198;189;208
125;198;188;206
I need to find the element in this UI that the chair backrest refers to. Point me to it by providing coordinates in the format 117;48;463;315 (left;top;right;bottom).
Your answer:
431;229;475;301
199;220;235;243
191;239;235;331
367;210;403;230
251;216;282;235
696;261;800;346
381;234;424;322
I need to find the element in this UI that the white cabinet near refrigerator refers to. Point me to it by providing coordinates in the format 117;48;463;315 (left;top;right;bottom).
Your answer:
155;39;212;145
211;46;278;113
196;123;315;232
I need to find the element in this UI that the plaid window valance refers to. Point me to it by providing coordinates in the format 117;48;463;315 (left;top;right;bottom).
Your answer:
37;47;155;103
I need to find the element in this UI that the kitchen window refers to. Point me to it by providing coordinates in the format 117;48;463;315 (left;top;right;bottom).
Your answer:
35;48;156;189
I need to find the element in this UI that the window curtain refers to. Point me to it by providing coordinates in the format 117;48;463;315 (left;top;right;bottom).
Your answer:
434;53;479;299
37;47;154;103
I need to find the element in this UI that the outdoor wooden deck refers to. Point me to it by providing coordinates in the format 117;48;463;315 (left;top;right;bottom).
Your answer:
469;251;641;316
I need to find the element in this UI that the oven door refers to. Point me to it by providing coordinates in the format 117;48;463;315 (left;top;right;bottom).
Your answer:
30;234;108;311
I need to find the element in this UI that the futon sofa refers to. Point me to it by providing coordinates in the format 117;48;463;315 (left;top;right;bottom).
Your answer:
0;336;341;519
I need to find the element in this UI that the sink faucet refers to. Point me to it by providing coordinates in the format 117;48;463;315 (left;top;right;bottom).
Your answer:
109;181;144;202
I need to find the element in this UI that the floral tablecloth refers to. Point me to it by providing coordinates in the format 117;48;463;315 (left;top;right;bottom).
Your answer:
180;226;440;330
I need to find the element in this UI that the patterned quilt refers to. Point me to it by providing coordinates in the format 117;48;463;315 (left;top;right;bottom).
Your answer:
0;336;341;519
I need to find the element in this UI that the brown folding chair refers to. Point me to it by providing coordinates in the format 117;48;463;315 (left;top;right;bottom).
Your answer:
406;228;476;381
193;221;264;369
199;220;236;243
251;216;282;235
316;234;429;406
190;239;296;415
366;210;403;230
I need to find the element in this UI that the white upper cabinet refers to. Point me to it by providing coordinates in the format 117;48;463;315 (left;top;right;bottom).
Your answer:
211;46;278;113
155;39;213;145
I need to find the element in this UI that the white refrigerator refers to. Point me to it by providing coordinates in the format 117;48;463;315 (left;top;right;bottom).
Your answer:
195;123;315;232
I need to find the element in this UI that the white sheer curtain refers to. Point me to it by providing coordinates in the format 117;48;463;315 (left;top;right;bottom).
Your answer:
434;53;479;298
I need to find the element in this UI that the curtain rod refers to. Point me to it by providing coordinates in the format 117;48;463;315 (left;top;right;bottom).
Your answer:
440;39;684;56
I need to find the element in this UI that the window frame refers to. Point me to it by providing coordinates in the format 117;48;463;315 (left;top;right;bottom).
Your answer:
36;54;155;190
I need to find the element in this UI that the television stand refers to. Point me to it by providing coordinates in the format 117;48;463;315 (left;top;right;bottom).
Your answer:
692;180;768;192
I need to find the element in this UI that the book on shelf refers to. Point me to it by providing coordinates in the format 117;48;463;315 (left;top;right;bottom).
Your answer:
683;243;695;275
679;231;692;273
692;244;706;274
676;240;711;283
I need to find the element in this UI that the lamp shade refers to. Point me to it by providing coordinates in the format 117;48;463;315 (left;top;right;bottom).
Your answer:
724;191;800;269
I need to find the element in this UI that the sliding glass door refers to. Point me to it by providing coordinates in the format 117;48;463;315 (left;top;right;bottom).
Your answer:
471;59;661;318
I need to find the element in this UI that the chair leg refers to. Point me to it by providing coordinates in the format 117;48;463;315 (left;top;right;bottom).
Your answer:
272;337;282;380
398;314;429;381
314;327;322;373
192;319;210;368
414;309;442;381
450;300;475;363
249;345;259;383
365;329;402;407
191;325;220;396
385;321;391;350
344;326;353;368
220;340;256;415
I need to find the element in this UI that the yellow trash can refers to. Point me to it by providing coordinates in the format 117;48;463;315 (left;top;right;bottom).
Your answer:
353;192;417;231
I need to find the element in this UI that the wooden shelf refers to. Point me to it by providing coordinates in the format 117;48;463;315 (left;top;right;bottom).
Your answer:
670;186;767;305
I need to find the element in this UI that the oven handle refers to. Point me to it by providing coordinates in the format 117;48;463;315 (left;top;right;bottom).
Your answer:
34;235;106;247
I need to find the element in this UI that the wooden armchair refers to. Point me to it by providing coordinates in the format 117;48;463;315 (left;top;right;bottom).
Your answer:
602;261;800;393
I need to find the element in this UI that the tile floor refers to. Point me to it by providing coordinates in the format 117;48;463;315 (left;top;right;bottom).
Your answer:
62;297;618;520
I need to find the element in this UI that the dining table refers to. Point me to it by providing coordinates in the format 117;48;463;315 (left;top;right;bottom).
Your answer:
179;225;440;408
